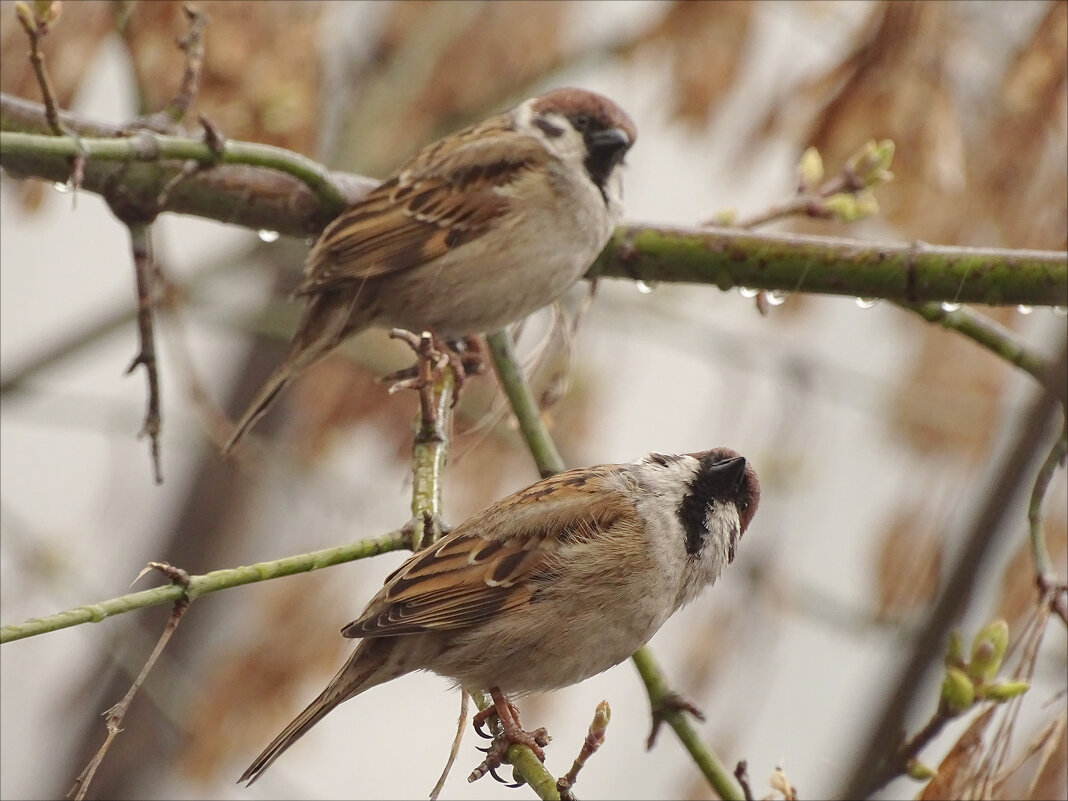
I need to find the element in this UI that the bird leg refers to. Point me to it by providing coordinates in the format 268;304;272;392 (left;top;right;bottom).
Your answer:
382;331;482;406
467;687;551;784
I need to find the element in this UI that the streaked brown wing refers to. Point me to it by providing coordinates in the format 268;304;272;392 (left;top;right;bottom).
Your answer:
297;129;549;296
342;530;552;637
341;465;639;639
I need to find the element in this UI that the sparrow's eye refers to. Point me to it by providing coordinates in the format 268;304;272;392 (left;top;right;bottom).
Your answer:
570;112;592;132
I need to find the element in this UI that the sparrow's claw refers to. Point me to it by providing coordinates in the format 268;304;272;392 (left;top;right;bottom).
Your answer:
647;690;706;750
383;330;480;406
467;688;552;784
471;703;497;739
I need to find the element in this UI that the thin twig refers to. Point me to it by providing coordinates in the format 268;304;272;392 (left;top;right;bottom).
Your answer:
122;223;164;483
13;2;86;192
0;528;407;643
67;562;191;800
631;647;744;801
486;329;565;477
388;329;456;551
15;1;66;137
163;5;207;125
430;690;469;800
903;302;1053;387
1028;420;1068;626
556;700;611;800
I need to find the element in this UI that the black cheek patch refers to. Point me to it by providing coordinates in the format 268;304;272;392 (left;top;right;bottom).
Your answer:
677;491;709;557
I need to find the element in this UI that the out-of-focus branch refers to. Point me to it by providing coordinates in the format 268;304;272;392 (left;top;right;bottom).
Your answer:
842;339;1068;799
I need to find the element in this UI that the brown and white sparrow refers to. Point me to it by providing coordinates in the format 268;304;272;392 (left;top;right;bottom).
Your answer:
239;447;760;785
223;88;637;454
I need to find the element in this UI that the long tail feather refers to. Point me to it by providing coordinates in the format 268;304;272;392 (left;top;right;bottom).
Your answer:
239;639;393;785
222;291;361;455
239;681;347;786
222;363;295;455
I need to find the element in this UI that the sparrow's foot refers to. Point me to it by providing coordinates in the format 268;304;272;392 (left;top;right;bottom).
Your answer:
382;330;481;407
468;688;551;784
647;690;706;749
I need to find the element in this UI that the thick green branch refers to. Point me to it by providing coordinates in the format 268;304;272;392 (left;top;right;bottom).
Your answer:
591;226;1066;307
0;529;406;643
486;330;565;478
3;94;1064;308
630;648;745;801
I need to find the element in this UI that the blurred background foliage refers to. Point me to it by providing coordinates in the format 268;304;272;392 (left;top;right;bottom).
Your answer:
1;2;1064;800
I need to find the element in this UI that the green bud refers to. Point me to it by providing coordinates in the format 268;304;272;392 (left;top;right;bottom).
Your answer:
709;209;736;226
823;193;868;222
853;190;880;219
15;2;36;33
33;0;60;25
982;680;1030;702
945;630;965;668
798;147;824;190
845;139;895;187
941;666;975;715
968;619;1009;682
592;700;611;731
906;759;936;781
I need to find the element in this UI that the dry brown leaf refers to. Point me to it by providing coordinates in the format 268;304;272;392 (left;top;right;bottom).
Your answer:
888;309;1015;463
1026;711;1068;801
918;706;997;800
288;349;419;465
119;1;326;154
973;0;1068;250
337;1;566;175
631;0;753;126
872;508;943;624
177;574;352;781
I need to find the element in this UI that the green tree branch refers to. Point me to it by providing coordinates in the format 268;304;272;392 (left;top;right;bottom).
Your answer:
486;328;746;801
0;530;406;644
3;93;1064;308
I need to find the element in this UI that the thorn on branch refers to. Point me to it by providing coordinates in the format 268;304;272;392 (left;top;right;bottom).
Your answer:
647;689;705;750
199;113;225;155
734;760;754;801
67;561;192;800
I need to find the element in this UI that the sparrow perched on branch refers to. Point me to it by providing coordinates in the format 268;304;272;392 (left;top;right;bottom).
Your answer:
239;447;760;785
223;88;636;454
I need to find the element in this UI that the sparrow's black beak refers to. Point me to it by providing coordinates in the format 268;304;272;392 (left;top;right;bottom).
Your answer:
711;456;748;491
588;127;631;151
